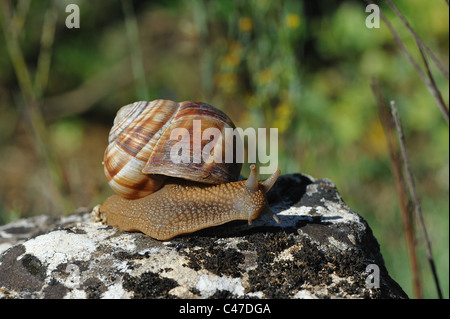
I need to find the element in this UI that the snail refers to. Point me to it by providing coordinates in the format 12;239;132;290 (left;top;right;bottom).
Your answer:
97;99;281;241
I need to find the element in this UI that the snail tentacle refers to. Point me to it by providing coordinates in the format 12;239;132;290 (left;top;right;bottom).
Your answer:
262;169;281;192
246;164;259;192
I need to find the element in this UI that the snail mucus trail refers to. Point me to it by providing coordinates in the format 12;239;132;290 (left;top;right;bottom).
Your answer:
96;99;281;241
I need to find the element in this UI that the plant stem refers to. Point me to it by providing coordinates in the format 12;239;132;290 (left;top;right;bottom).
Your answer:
365;0;449;125
0;1;72;214
121;0;149;100
385;0;448;80
34;6;57;98
390;101;443;299
371;79;422;299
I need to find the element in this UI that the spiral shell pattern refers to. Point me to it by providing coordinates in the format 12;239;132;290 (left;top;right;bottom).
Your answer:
104;99;242;199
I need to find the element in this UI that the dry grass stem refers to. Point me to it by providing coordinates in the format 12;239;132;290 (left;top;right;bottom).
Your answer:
365;0;449;125
385;0;448;80
390;101;443;299
371;79;422;299
0;1;73;214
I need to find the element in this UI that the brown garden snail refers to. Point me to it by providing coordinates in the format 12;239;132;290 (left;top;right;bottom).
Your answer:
97;99;281;241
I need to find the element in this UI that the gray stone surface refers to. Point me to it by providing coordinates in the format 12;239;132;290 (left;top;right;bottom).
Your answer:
0;174;407;299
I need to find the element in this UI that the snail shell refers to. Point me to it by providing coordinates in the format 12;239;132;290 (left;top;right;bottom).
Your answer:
103;99;242;199
98;99;281;240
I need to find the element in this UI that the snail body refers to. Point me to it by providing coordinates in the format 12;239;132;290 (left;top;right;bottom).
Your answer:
98;99;280;241
99;165;280;240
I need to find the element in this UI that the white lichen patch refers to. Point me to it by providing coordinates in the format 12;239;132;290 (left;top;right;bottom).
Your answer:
273;245;301;262
22;230;97;269
100;282;131;299
293;289;319;299
305;183;320;196
196;273;245;297
327;236;351;251
320;200;361;225
0;176;406;299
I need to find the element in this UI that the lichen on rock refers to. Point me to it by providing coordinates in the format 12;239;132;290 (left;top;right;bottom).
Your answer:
0;174;407;299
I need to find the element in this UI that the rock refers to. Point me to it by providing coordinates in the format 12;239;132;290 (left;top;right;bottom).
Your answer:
0;174;407;299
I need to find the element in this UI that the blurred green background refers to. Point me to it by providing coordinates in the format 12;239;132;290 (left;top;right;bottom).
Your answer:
0;0;448;298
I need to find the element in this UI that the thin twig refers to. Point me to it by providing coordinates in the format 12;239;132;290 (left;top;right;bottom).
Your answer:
0;2;34;102
386;0;448;80
0;1;73;214
371;79;422;299
380;4;449;125
43;55;135;119
417;44;448;124
121;0;149;100
390;101;443;299
365;0;449;125
10;0;30;35
35;6;57;98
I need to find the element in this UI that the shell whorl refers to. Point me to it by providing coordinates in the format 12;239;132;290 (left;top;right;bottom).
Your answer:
104;99;242;199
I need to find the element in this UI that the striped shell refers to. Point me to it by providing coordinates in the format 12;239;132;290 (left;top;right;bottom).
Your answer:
104;99;242;199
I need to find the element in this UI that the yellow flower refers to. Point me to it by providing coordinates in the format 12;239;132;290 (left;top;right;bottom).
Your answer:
363;120;387;157
222;41;242;68
285;13;300;29
214;72;238;94
256;68;274;85
223;53;240;68
273;101;293;133
239;17;253;32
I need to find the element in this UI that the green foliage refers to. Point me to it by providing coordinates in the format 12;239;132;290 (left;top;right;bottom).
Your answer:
0;0;448;298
